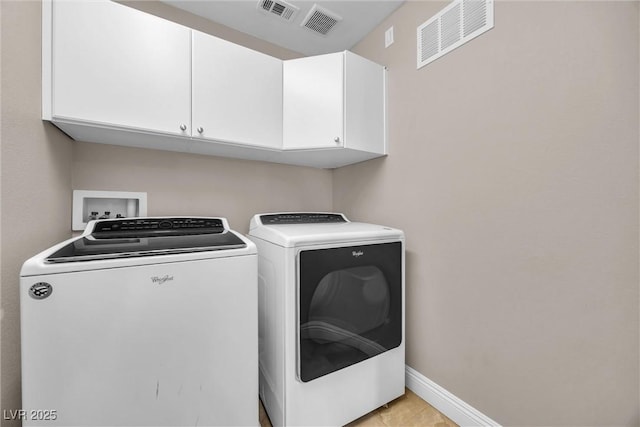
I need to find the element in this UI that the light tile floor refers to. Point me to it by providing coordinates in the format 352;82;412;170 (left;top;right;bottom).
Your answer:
259;388;458;427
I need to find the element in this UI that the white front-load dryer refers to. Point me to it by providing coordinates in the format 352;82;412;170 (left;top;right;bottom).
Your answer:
248;213;405;426
20;217;258;426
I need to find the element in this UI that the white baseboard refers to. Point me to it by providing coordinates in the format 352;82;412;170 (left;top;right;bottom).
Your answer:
405;366;501;427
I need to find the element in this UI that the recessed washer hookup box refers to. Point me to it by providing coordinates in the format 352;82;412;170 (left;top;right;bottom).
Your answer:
72;190;147;231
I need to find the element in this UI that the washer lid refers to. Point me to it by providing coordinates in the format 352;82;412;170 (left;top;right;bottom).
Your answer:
47;217;246;263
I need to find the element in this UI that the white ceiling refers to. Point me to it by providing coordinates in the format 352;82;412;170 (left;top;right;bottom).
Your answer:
161;0;405;56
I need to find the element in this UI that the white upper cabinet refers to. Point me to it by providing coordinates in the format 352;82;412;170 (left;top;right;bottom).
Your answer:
192;31;282;149
42;1;387;168
283;51;386;155
47;0;192;136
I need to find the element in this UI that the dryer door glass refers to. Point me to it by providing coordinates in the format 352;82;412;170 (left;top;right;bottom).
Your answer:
298;241;402;382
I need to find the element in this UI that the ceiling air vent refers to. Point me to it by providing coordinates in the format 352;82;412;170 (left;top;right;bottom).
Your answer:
257;0;299;22
300;4;342;36
417;0;493;69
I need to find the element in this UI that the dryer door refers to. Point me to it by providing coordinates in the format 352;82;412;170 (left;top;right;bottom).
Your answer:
297;241;402;382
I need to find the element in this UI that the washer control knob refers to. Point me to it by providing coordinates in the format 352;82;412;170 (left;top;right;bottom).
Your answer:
158;220;173;229
334;137;340;143
180;124;187;131
197;127;204;134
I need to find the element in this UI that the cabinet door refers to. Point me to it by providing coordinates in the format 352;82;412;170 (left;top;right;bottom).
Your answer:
192;31;282;149
283;53;344;150
51;1;191;136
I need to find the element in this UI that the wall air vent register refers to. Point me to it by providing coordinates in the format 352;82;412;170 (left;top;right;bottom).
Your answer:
417;0;494;69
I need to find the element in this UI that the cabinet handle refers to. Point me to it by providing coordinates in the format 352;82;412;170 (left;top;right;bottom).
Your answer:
334;137;341;143
180;124;187;131
197;127;204;134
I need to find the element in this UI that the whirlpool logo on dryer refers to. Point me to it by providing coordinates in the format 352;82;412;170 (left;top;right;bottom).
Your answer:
151;275;174;285
352;250;364;258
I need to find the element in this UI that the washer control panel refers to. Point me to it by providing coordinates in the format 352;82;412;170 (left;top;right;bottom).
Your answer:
259;213;348;225
90;217;225;238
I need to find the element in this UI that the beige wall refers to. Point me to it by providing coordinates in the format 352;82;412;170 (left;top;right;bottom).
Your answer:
0;1;330;423
72;143;332;235
1;0;74;419
335;1;639;425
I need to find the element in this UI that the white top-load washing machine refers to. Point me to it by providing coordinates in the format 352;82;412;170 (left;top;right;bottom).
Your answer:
248;213;405;426
20;217;258;427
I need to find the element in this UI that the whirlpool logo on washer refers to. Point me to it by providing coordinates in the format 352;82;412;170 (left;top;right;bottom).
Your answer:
151;275;174;285
29;282;53;300
352;250;364;258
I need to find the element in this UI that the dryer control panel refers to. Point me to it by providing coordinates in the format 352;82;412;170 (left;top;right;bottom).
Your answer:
259;213;348;225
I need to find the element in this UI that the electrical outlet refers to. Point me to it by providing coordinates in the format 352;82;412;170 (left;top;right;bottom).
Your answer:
385;26;394;48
